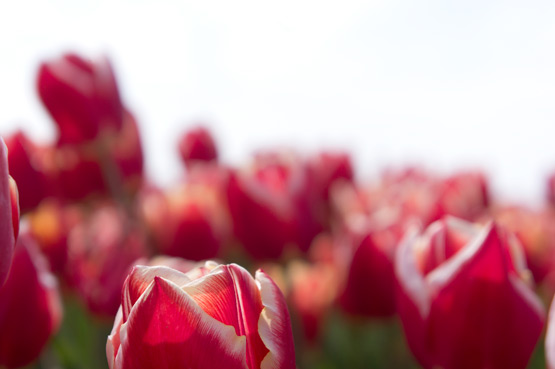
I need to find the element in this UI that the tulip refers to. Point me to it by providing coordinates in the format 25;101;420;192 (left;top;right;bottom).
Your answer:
67;205;147;316
226;152;302;259
106;261;296;369
0;234;62;368
0;137;19;286
5;130;53;213
178;126;218;169
395;217;544;369
437;171;490;221
37;53;124;145
142;166;230;261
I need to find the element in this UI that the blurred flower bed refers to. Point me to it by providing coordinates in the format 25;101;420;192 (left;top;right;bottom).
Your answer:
1;52;555;369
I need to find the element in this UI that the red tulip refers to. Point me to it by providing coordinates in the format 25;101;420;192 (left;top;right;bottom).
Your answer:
396;217;544;369
226;152;302;259
0;234;62;368
0;137;19;286
107;262;296;369
5;130;52;213
142;166;230;261
37;53;124;145
178;126;218;169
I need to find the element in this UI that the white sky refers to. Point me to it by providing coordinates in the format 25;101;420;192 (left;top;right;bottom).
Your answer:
1;0;555;205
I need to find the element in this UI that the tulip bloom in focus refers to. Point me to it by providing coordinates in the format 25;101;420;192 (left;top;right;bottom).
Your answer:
396;217;544;369
0;137;19;286
107;261;296;369
0;234;62;368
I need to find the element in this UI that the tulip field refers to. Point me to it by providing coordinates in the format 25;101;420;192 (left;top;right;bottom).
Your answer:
2;52;555;369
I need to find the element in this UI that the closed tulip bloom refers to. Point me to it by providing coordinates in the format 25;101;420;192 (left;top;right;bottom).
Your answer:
0;234;62;368
0;137;19;287
107;262;296;369
37;53;124;145
396;217;544;369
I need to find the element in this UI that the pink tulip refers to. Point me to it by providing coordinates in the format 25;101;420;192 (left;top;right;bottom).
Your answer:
396;217;544;369
0;234;62;368
107;262;296;369
0;137;19;286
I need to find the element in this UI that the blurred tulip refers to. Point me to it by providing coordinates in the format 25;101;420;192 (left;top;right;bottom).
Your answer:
107;261;296;369
339;231;398;317
55;110;144;202
490;205;555;285
5;130;53;212
28;199;82;274
437;171;490;221
396;217;544;369
178;126;218;169
141;166;230;261
0;137;19;287
289;259;340;342
0;234;62;368
67;204;147;316
226;152;302;259
37;53;123;145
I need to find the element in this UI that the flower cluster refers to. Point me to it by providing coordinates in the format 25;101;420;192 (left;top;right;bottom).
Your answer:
2;51;555;369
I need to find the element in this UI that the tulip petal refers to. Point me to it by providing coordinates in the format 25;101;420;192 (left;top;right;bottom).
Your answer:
256;270;296;369
121;265;192;322
182;264;268;369
0;138;16;287
107;307;123;369
546;295;555;369
117;276;247;369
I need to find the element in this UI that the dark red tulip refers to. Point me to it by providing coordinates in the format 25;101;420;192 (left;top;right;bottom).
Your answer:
37;53;123;145
396;217;544;369
0;138;19;287
178;126;218;169
107;262;296;369
0;234;62;368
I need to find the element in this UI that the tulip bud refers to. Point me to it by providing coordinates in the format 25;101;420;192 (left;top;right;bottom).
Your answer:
0;234;62;368
178;126;218;169
37;53;123;145
107;262;296;369
396;217;544;369
0;138;19;286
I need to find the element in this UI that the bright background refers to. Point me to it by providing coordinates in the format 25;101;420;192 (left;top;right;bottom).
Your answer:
1;0;555;204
